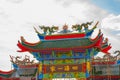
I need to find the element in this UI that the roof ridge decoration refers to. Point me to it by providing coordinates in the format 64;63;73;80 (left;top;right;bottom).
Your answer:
34;21;99;40
10;55;37;66
92;50;120;65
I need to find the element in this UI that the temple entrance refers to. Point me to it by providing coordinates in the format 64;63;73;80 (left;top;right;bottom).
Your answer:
40;51;88;80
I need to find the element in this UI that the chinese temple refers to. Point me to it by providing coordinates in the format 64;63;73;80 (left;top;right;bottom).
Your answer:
0;21;120;80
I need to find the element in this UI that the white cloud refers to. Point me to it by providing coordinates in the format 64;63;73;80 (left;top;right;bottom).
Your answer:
55;0;91;7
55;0;108;23
102;14;120;30
101;14;120;38
6;0;24;3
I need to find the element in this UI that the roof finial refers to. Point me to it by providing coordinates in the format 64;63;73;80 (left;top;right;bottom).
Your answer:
63;23;68;30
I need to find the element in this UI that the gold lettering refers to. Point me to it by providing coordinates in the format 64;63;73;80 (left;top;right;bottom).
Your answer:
64;65;70;71
72;66;78;70
50;66;56;72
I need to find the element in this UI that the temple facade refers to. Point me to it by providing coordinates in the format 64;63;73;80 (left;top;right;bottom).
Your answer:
0;21;120;80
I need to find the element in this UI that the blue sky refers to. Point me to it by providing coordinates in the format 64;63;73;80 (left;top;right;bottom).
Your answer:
91;0;120;14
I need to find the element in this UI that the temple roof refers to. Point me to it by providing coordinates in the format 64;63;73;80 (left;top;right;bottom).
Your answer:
17;22;111;54
17;29;111;54
0;69;16;78
21;38;95;49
